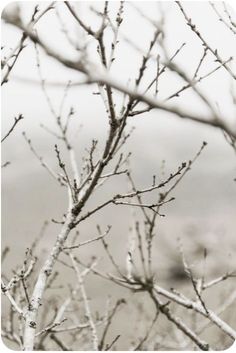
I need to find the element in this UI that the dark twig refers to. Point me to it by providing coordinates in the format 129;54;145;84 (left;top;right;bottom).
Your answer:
1;114;24;143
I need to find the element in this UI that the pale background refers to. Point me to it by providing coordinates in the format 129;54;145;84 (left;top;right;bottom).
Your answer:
1;1;236;350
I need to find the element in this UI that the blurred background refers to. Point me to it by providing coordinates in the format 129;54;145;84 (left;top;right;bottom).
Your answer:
1;1;236;350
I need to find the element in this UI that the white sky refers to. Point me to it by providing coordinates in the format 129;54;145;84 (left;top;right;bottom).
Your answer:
1;0;236;282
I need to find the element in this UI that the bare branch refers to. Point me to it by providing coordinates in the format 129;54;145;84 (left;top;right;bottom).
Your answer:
1;114;24;143
176;1;236;80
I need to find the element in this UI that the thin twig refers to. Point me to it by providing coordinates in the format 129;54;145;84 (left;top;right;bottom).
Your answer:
1;114;24;143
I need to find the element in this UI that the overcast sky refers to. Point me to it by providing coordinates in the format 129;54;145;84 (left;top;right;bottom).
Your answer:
2;0;236;280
